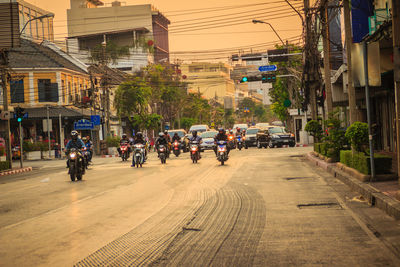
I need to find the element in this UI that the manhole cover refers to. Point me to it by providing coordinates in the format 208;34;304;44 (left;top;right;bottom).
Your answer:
297;202;342;209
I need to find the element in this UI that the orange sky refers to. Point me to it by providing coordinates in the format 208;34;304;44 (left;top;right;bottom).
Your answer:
30;0;304;62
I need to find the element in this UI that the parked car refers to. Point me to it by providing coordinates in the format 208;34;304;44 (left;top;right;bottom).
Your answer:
200;131;218;150
189;124;210;134
256;129;270;148
244;127;260;148
268;127;296;148
168;129;189;152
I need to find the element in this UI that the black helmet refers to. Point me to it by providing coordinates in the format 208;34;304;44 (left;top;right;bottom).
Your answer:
71;130;79;140
218;128;225;134
122;133;127;139
174;132;179;136
136;132;143;139
192;130;197;137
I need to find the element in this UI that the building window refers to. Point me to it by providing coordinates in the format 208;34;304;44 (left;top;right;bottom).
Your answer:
38;79;58;102
10;80;24;103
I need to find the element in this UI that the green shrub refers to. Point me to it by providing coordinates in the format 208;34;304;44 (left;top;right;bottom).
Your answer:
305;120;323;142
314;143;322;154
0;161;10;171
106;136;121;147
345;122;369;152
320;143;328;157
340;150;392;175
0;146;5;156
23;141;41;152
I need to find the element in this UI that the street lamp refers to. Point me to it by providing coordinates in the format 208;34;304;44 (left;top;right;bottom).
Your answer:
20;13;55;35
252;19;285;46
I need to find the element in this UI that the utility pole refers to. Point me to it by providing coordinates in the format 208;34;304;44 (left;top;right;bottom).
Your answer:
343;0;357;124
321;0;333;114
391;0;400;188
0;50;12;169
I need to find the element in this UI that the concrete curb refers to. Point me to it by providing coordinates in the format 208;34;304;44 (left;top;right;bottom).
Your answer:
306;152;400;220
0;167;33;176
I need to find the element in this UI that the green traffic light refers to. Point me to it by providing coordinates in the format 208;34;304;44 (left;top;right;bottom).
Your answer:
242;77;248;82
17;118;22;122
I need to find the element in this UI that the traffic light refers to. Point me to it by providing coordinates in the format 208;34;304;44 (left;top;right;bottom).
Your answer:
15;107;25;122
262;73;276;83
240;76;248;83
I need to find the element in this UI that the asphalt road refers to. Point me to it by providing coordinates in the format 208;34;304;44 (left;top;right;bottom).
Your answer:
0;147;400;266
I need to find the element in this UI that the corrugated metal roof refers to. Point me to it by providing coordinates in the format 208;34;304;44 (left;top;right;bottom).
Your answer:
19;106;92;119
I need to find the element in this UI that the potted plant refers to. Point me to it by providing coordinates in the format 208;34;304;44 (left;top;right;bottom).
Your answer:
106;136;120;155
23;141;41;160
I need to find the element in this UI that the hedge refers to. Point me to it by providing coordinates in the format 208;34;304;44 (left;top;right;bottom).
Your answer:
0;161;10;171
340;150;392;175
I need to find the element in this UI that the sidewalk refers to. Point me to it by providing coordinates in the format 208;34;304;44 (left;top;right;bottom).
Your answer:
306;152;400;220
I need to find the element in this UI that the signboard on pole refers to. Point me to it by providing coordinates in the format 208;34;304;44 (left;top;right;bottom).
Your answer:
74;119;94;130
258;65;277;72
90;115;101;126
43;119;53;132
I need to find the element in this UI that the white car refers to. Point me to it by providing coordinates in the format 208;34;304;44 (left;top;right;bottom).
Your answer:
200;131;218;150
189;124;210;134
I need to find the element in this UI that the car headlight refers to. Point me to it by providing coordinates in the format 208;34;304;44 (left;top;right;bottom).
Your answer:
272;134;280;138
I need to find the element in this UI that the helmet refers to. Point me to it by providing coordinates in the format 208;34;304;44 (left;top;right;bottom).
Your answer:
136;132;143;139
159;132;164;138
236;127;241;131
218;128;225;134
192;130;197;137
82;137;87;142
174;132;179;136
71;130;79;140
122;133;127;139
164;130;168;135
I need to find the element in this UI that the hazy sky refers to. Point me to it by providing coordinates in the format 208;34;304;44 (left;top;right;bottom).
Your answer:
30;0;303;62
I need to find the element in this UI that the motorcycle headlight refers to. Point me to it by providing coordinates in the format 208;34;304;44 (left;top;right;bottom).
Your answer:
70;153;77;159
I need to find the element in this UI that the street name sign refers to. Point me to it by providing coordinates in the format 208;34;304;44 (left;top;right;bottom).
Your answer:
258;65;277;72
74;119;94;130
90;115;101;126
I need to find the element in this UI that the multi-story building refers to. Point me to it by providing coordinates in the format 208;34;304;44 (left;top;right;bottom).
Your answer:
66;0;170;72
180;62;235;107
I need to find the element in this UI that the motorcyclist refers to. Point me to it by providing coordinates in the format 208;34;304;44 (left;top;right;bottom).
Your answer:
118;133;130;156
131;132;147;167
214;128;230;156
172;132;181;143
65;130;85;167
189;130;203;158
235;127;242;137
84;135;93;162
155;132;168;157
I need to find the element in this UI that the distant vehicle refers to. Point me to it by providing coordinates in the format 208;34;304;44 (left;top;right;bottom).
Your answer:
168;129;189;152
268;127;295;148
189;124;210;134
245;127;260;148
200;131;218;150
255;123;270;129
233;123;248;131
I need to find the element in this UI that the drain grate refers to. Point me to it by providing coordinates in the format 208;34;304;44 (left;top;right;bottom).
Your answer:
297;202;342;209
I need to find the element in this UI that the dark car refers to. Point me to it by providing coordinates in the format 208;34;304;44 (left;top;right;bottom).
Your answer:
244;128;260;148
268;127;295;148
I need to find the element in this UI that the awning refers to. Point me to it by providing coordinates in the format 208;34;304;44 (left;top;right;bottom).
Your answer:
19;106;93;120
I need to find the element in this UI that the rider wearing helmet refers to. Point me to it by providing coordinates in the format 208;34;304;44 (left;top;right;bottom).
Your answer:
214;128;230;156
65;130;85;167
118;133;130;156
172;132;181;143
155;132;169;157
235;127;242;137
131;132;147;167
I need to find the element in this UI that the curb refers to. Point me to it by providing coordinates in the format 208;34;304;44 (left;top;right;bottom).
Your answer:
0;167;33;176
306;152;400;220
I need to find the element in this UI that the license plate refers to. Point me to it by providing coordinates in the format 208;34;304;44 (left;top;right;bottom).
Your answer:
284;140;289;143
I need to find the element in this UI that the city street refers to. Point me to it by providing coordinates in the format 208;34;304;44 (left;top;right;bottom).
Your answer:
1;147;400;266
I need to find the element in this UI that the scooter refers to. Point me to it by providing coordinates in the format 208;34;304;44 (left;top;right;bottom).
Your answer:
133;143;145;168
67;148;85;181
82;146;90;169
216;141;229;165
189;141;200;163
120;144;130;161
236;135;243;151
228;134;235;149
158;145;167;164
173;141;181;157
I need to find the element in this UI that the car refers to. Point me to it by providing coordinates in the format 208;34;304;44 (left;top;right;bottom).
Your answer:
244;127;260;148
268;127;296;148
189;124;210;134
233;123;248;132
168;129;189;152
200;131;218;150
256;128;270;148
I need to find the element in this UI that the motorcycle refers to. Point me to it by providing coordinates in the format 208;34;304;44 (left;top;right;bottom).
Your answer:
82;146;90;169
158;145;167;164
133;143;145;168
189;141;200;163
173;141;181;157
68;148;85;181
236;135;243;151
228;134;235;149
120;144;130;161
216;141;229;165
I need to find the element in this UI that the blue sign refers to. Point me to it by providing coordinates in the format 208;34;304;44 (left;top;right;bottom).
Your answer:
132;129;135;136
258;65;277;72
74;119;94;130
90;115;101;126
165;125;170;130
13;113;28;119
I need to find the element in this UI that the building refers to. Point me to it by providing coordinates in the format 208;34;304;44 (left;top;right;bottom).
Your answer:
181;62;235;107
66;0;170;72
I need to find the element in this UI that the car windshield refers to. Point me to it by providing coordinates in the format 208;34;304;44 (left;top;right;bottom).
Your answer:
190;126;207;132
201;131;218;138
246;128;259;134
269;127;286;134
169;131;185;138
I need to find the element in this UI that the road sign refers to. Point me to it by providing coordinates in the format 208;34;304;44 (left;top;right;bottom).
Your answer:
74;119;94;130
90;115;101;126
165;125;170;130
258;65;277;72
